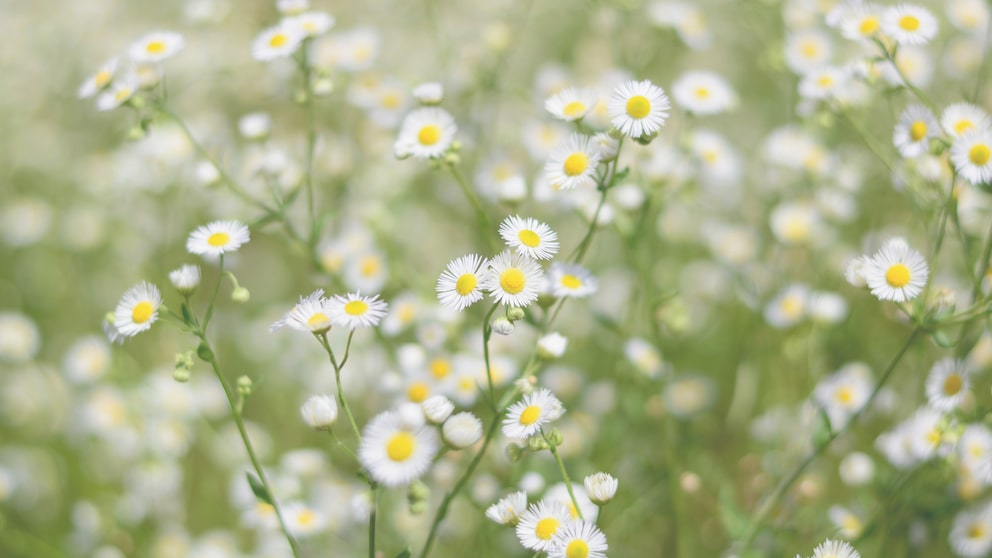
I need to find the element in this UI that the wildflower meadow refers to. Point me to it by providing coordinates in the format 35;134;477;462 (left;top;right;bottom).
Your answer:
6;0;992;557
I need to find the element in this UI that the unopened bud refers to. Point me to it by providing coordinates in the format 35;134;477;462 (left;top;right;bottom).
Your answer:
232;286;251;303
544;429;564;448
492;317;514;335
506;307;525;322
237;375;253;396
505;443;524;462
173;367;191;383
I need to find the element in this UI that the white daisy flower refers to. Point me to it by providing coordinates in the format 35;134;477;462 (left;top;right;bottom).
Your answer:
412;82;444;105
840;3;884;41
277;0;310;14
394;107;457;159
77;58;118;99
883;4;938;45
608;79;670;138
96;73;139;112
925;358;971;412
548;520;608;558
113;282;162;338
671;71;736;115
544;133;601;190
252;23;305;61
300;394;337;430
358;410;438;487
548;262;597;298
62;336;111;383
863;241;929;302
951;504;992;557
515;499;573;551
811;538;860;558
583;473;618;505
948;0;990;34
283;501;327;538
328;292;388;329
285;11;335;38
545;87;597;122
129;31;185;63
784;29;834;74
764;283;809;329
893;104;938;158
502;388;565;439
942;102;991;138
485;250;545;308
270;289;334;333
953;129;992;185
798;66;848;100
168;264;201;295
186;220;251;257
441;412;483;449
812;363;873;431
486;491;528;525
436;254;488;312
499;215;559;260
829;505;865;539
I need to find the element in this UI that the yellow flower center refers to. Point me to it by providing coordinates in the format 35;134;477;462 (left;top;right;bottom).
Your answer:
407;382;429;402
835;386;853;405
535;517;559;540
899;15;920;31
381;92;401;109
560;274;582;290
146;40;166;54
625;95;651;118
956;120;975;135
817;75;834;88
909;121;927;141
297;509;315;526
944;373;963;396
95;70;112;87
694;87;710;99
563;101;587;117
800;41;818;58
519;405;541;425
132;301;154;324
500;268;526;294
563;153;589;177
455;273;477;296
969;144;991;166
859;16;879;35
565;540;590;558
307;312;330;331
114;88;132;102
885;263;911;287
360;255;380;277
386;432;416;461
344;300;368;316
269;33;288;48
207;232;230;247
518;229;541;247
969;523;986;539
418;124;441;146
430;358;451;379
782;218;810;243
780;295;803;318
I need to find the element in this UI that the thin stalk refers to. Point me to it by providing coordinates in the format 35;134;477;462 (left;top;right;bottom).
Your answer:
448;165;497;250
318;332;362;441
481;303;501;409
736;327;920;552
298;45;318;244
201;254;226;333
543;431;584;520
369;483;379;558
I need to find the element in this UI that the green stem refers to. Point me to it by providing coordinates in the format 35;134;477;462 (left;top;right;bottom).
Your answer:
201;255;226;333
448;165;497;250
319;332;362;441
369;483;378;558
544;431;584;520
877;41;938;113
328;430;358;460
481;303;501;410
199;336;301;558
736;327;920;552
298;45;318;245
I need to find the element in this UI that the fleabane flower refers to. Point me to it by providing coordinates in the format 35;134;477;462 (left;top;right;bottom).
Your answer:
271;289;334;333
499;215;559;260
129;31;185;63
252;23;305;61
942;103;990;138
285;11;335;38
811;538;860;558
186;220;250;257
502;388;565;439
328;292;388;329
883;4;938;45
840;3;884;41
516;499;572;552
583;473;618;505
893;104;938;158
925;358;971;412
544;133;601;190
548;262;597;298
394;107;457;159
436;254;488;311
113;282;162;338
78;58;118;99
950;503;992;557
671;71;736;115
168;264;201;295
358;410;438;487
863;240;929;302
96;73;139;112
486;491;528;525
952;129;992;185
545;87;596;122
548;520;609;558
608;79;670;138
485;250;545;308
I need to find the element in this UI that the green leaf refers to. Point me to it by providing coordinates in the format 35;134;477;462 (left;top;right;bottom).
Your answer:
394;549;412;558
717;485;749;539
932;329;956;348
196;342;214;362
608;166;630;188
246;472;272;505
180;303;193;326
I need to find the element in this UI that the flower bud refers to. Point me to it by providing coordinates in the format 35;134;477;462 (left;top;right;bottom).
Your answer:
300;394;338;430
584;472;618;505
537;332;568;359
442;412;484;449
173;367;191;383
492;317;514;335
237;375;253;396
506;307;526;322
422;395;455;425
169;264;201;295
231;286;251;303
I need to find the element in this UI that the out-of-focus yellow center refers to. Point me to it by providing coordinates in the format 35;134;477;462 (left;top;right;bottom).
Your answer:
146;40;166;54
859;17;879;35
455;273;477;296
970;144;991;166
207;232;230;247
535;518;559;540
307;312;330;331
298;509;316;526
899;15;920;31
360;255;380;277
956;120;975;135
835;386;853;405
386;432;415;461
563;153;589;177
132;301;154;324
418;125;441;146
694;87;710;99
566;540;590;558
563;101;587;117
561;274;582;289
95;70;112;87
269;33;288;48
344;300;368;316
944;373;964;396
430;358;450;379
500;268;526;294
519;405;541;425
909;121;927;141
626;95;651;118
407;382;429;402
